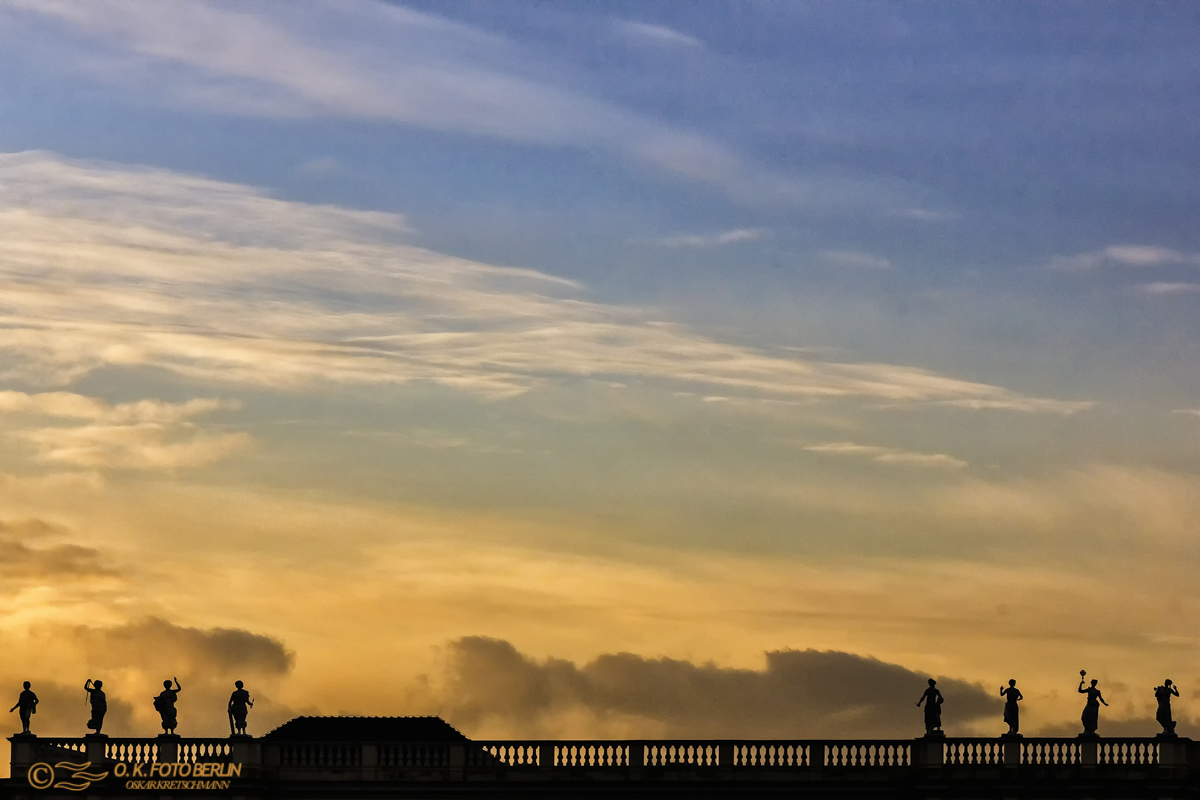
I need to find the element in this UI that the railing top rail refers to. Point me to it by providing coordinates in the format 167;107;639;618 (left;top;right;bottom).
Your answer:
17;735;1182;746
27;737;237;744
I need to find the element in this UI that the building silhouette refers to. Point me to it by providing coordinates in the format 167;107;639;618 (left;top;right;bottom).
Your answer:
5;714;1196;799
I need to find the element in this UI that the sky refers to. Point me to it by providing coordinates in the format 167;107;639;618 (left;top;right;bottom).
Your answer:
1;0;1199;749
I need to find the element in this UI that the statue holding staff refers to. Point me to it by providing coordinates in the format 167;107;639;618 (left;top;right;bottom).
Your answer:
1078;670;1108;735
227;680;254;736
9;681;38;734
916;678;944;735
1000;679;1023;735
84;679;106;734
1154;679;1179;736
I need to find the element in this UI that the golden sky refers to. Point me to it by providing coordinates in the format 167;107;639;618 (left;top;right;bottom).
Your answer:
1;0;1200;758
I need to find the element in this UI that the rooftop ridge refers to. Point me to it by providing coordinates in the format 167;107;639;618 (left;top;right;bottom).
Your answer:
263;715;470;742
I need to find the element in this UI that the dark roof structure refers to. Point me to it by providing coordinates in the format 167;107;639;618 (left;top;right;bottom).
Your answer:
263;716;470;742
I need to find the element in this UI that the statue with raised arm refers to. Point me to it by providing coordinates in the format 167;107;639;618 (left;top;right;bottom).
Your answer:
916;678;944;735
153;677;182;735
1000;679;1023;735
10;681;38;734
1155;679;1179;736
84;679;106;734
1078;670;1108;736
227;680;254;736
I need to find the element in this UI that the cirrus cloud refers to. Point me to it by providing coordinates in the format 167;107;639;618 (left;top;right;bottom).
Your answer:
803;441;967;469
0;391;249;470
0;152;1087;417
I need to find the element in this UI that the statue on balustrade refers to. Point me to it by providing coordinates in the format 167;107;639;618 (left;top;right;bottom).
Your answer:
1000;679;1023;735
84;679;106;734
153;677;182;735
9;681;39;734
1154;679;1179;737
227;680;254;736
1078;671;1107;736
916;678;944;735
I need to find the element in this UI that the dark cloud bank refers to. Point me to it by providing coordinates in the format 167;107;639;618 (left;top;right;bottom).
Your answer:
73;617;295;676
10;618;298;737
435;637;1000;738
0;517;113;579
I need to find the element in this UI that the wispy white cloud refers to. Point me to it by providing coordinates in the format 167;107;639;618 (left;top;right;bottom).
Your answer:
819;250;891;269
0;391;232;424
0;152;1086;415
1172;409;1200;418
803;441;967;469
19;424;250;470
1051;245;1200;271
614;20;703;48
0;0;903;209
0;390;248;470
1137;282;1200;296
927;398;1094;415
650;228;763;248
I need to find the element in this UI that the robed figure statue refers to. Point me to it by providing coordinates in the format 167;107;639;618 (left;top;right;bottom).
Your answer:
84;679;106;734
1078;671;1108;735
916;678;944;735
153;677;182;735
1155;679;1179;736
227;681;254;736
1000;680;1023;735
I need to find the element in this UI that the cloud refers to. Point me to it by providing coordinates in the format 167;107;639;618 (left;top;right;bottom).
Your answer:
803;441;967;469
432;637;997;738
18;424;251;470
1138;282;1200;296
614;20;703;49
0;0;889;207
1051;245;1200;271
0;392;232;424
20;618;301;737
650;228;764;248
74;617;294;675
0;152;1086;415
1173;409;1200;417
819;250;891;269
0;391;250;470
926;398;1095;414
0;517;114;579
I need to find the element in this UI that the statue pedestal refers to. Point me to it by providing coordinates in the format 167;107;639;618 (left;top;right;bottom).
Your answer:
156;733;180;763
10;733;38;778
84;732;108;764
1076;734;1098;766
1159;736;1190;767
230;736;261;775
999;733;1022;765
914;733;944;768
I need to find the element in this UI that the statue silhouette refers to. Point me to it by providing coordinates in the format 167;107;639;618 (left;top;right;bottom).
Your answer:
227;680;254;736
1000;679;1023;735
10;681;38;734
1154;679;1179;736
1078;671;1108;735
153;677;182;734
915;678;944;735
84;679;106;734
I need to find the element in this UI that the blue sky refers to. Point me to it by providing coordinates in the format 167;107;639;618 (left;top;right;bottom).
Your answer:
0;0;1199;741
